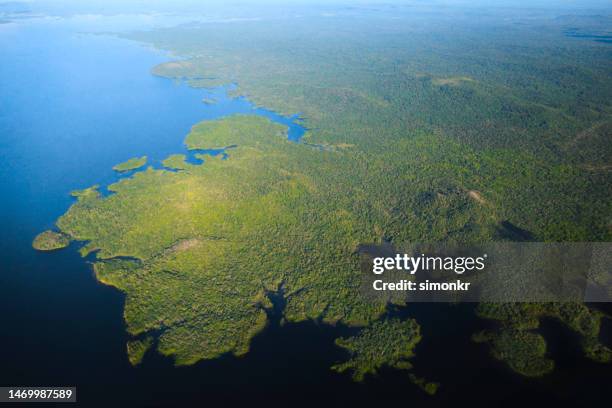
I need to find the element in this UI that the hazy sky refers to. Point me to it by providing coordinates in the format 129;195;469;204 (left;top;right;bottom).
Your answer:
2;0;608;20
21;0;612;13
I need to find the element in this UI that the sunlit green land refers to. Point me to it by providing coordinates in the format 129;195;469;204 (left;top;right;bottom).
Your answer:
38;6;611;390
113;156;148;173
32;230;70;251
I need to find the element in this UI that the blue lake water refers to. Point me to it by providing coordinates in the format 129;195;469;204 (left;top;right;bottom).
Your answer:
1;13;609;408
0;16;305;240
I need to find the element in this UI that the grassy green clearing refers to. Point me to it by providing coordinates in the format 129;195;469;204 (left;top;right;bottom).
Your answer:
32;230;70;251
113;156;147;173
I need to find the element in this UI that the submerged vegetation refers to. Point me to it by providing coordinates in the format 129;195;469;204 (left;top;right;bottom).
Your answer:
38;4;611;382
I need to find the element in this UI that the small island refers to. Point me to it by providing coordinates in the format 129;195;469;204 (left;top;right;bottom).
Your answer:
332;319;438;394
113;156;147;173
473;302;612;376
472;328;554;377
32;230;70;251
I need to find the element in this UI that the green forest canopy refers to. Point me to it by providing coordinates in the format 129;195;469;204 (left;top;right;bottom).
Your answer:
41;5;612;380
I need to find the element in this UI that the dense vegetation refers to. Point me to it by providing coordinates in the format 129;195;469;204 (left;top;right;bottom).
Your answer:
332;319;438;394
333;319;421;381
54;115;397;364
138;8;611;242
126;336;154;366
113;156;148;173
161;154;189;170
32;230;70;251
473;302;612;373
473;328;554;377
39;4;611;381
